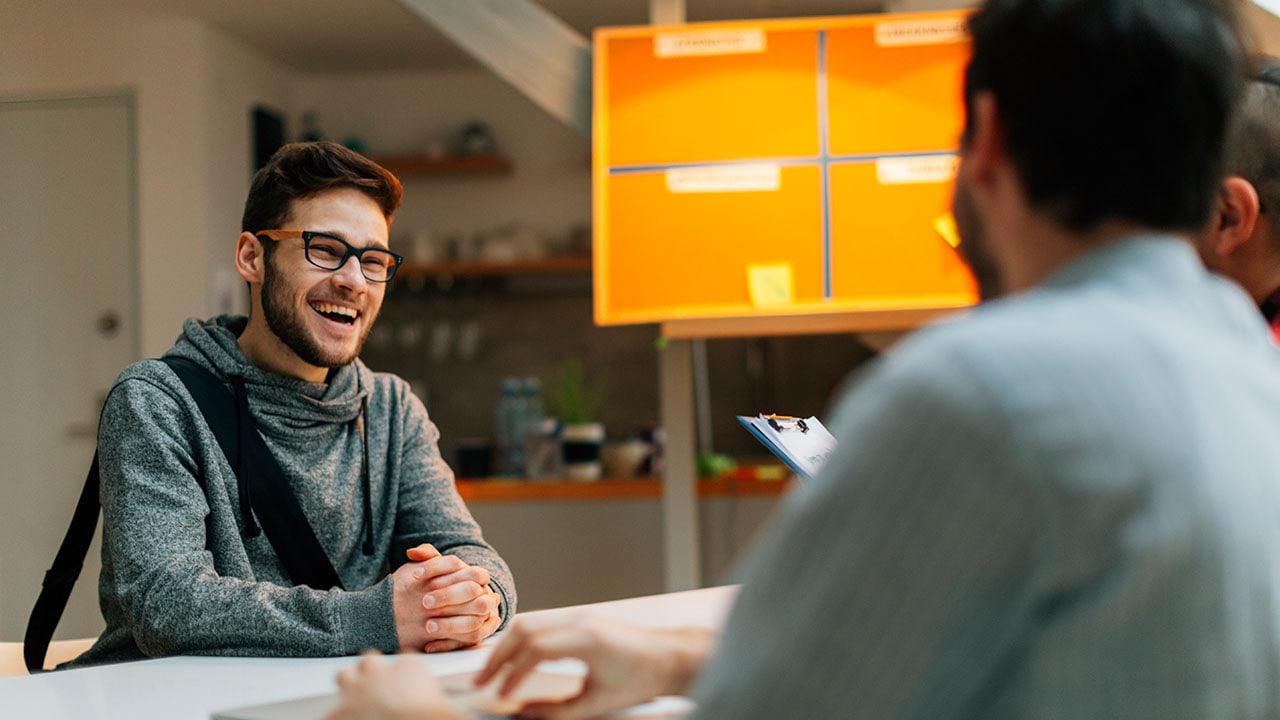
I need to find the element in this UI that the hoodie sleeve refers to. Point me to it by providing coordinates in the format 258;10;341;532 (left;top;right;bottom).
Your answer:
389;382;517;626
96;375;400;658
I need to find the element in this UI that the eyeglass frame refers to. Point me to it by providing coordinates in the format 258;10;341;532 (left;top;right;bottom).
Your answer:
254;229;404;283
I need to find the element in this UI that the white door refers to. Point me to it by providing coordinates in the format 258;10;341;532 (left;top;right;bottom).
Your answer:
0;95;138;642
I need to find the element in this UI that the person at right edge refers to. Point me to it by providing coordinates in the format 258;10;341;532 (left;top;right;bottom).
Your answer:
1197;57;1280;342
328;1;1280;719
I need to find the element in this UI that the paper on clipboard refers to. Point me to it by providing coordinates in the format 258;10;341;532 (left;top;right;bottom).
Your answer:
736;414;836;480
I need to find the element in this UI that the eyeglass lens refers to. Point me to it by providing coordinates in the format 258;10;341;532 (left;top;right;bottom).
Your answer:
305;234;398;281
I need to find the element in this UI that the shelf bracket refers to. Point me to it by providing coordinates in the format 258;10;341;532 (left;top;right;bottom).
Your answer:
396;0;591;136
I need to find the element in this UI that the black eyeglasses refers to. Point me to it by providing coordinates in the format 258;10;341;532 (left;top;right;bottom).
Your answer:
256;230;403;283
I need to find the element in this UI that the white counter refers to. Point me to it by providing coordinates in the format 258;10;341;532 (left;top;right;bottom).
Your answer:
0;587;736;720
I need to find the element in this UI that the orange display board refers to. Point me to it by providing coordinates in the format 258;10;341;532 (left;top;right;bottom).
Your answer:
594;11;979;327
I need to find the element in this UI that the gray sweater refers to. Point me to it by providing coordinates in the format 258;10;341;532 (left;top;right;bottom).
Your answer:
71;316;515;666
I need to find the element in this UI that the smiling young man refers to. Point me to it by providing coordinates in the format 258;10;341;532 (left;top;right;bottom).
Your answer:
70;142;515;666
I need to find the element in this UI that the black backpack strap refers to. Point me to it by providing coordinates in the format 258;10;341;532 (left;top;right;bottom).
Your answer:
24;357;344;673
23;453;104;673
160;356;344;593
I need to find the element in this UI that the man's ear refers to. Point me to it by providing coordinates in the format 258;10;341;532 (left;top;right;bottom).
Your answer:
965;92;1005;191
235;232;266;284
1209;176;1262;258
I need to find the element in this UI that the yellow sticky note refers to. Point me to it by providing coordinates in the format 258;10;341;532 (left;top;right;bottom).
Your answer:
748;264;794;307
934;213;961;249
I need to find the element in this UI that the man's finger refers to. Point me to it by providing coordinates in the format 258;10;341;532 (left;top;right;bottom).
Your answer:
426;590;499;619
423;638;467;653
335;667;357;691
426;613;486;638
405;543;440;562
496;627;580;698
476;614;572;686
424;612;500;653
356;651;383;674
424;580;485;609
412;554;466;583
497;643;548;699
423;565;491;593
476;621;528;685
519;696;597;720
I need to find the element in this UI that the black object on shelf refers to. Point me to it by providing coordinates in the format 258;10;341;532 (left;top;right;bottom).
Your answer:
456;438;494;479
251;105;286;171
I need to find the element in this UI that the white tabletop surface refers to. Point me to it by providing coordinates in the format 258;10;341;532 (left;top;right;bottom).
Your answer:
0;586;737;720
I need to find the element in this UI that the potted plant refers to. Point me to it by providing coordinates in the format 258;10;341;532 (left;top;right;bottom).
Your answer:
547;358;606;481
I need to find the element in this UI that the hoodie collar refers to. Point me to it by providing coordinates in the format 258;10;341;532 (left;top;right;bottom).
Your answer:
164;315;371;425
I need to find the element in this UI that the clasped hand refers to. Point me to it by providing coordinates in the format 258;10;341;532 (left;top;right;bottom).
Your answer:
391;544;501;653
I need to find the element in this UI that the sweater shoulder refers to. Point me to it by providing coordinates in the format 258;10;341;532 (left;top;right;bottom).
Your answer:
109;358;192;404
366;369;413;408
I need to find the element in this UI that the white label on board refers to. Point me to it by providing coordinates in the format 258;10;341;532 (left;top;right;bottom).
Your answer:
654;29;767;58
875;17;967;47
875;155;959;185
666;164;781;193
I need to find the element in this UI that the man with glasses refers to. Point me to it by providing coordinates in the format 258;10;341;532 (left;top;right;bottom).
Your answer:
1197;59;1280;342
70;142;515;666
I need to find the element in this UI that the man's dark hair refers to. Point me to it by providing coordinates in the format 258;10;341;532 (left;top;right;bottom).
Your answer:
963;0;1247;233
241;141;403;244
1226;57;1280;238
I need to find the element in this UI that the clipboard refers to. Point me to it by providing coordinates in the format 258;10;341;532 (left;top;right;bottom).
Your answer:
736;414;837;480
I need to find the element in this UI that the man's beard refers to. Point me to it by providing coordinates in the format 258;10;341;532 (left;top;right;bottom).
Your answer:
260;259;376;369
951;178;1003;301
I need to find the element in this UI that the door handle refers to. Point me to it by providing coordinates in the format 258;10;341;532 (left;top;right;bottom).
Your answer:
97;310;120;338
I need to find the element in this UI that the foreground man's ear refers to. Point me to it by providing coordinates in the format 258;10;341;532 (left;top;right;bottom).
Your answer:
1207;176;1262;260
966;92;1006;192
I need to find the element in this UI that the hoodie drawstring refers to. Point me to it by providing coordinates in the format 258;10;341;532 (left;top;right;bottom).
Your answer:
358;396;374;557
229;375;261;539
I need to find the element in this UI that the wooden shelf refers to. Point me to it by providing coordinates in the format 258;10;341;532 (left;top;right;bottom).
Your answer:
397;256;592;279
372;153;511;178
455;475;792;503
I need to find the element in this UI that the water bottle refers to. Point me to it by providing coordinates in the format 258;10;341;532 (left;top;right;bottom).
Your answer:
493;377;524;476
522;377;545;439
521;378;549;478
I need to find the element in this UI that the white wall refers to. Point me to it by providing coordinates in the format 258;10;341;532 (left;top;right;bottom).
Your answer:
0;9;296;640
0;12;211;357
204;29;299;317
294;69;591;249
0;11;297;355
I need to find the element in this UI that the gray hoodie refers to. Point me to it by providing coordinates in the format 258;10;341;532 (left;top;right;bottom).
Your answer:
71;315;515;666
